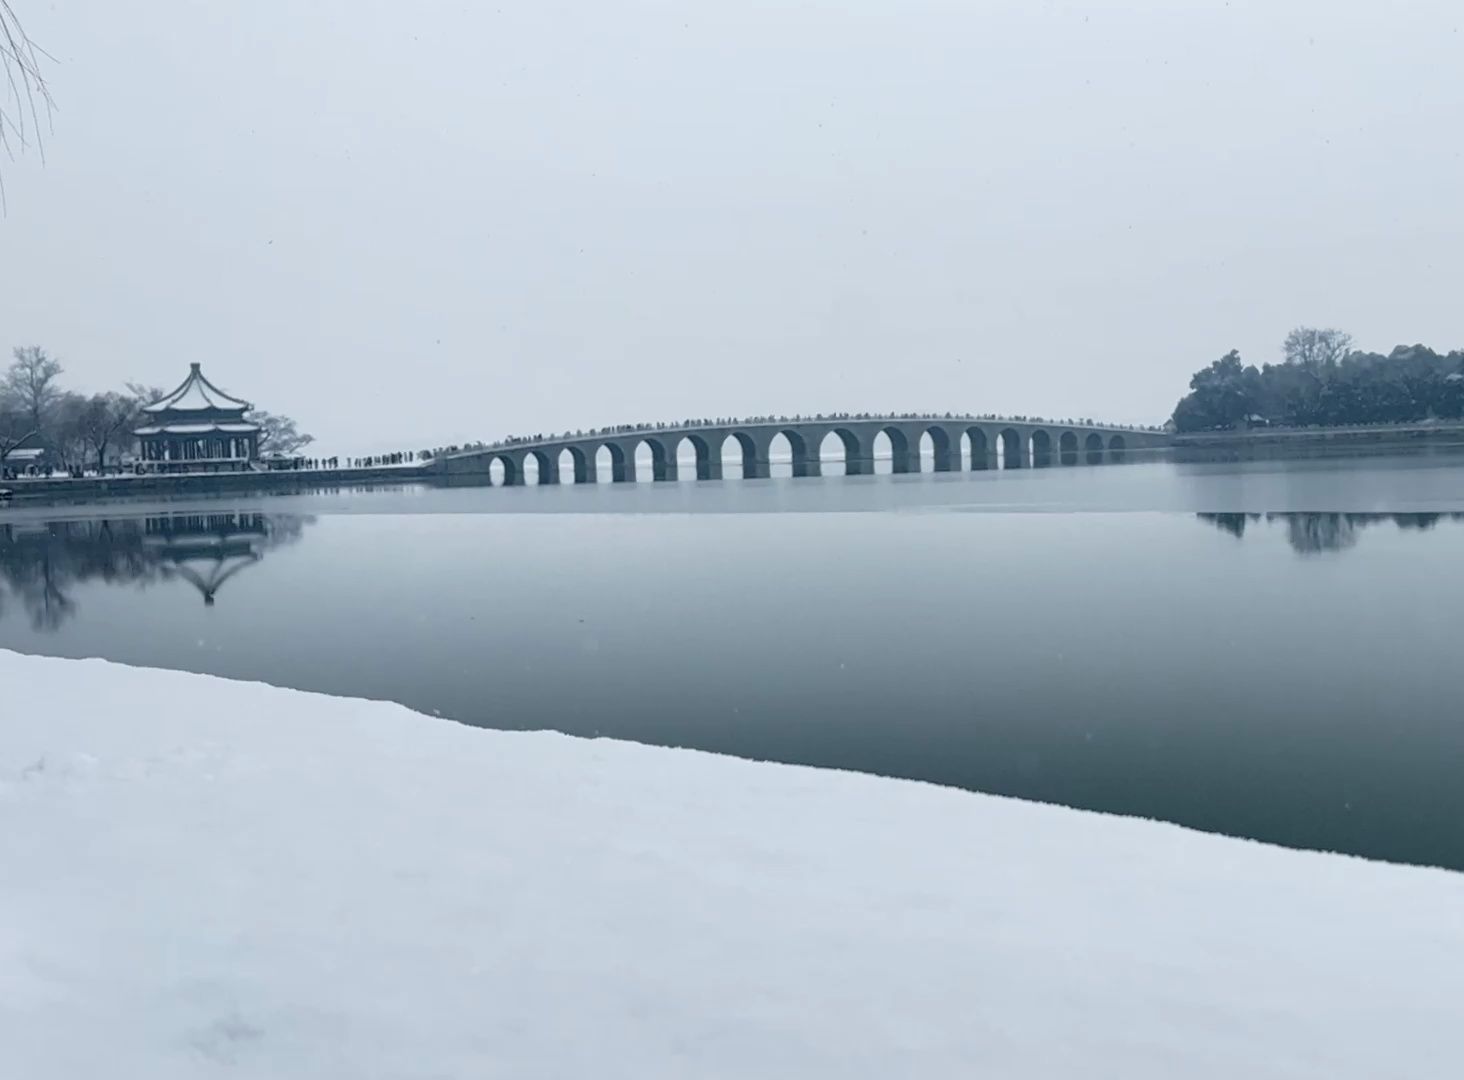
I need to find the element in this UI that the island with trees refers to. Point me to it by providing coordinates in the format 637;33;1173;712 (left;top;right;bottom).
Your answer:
1170;328;1464;433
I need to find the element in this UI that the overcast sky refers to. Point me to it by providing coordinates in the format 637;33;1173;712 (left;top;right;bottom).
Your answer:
2;1;1461;452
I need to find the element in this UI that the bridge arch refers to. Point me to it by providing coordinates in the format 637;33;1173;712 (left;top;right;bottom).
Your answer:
676;433;717;481
770;429;816;478
767;432;791;478
922;426;960;472
635;436;676;482
526;448;556;485
603;442;634;483
998;427;1024;469
1058;430;1079;466
874;426;916;474
1109;434;1128;463
490;454;520;487
594;444;614;482
1030;429;1053;468
1084;432;1104;465
561;445;593;484
964;427;991;470
818;428;865;476
720;431;761;480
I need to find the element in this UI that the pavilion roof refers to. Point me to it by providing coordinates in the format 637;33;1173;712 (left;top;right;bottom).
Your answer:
143;363;253;414
134;422;261;436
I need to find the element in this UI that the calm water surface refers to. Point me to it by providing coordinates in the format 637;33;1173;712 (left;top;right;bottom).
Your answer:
4;454;1463;869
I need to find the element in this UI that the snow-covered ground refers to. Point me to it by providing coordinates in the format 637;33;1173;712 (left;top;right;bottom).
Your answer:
4;650;1463;1079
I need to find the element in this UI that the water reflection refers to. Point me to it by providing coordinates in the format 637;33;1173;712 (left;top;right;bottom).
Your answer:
6;493;1464;870
1198;512;1464;554
0;512;312;631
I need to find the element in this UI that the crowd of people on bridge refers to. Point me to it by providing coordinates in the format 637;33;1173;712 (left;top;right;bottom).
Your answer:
423;411;1159;460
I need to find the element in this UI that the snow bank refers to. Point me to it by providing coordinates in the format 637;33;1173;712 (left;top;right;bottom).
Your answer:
3;650;1463;1079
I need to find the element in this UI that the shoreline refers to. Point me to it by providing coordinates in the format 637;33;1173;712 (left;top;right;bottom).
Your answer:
1172;420;1464;452
6;648;1464;1077
0;464;434;506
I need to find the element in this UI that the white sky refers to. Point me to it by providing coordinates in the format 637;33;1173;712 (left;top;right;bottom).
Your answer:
2;1;1461;453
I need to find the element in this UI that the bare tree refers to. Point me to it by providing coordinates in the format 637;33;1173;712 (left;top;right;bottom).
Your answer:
46;390;88;466
0;395;32;464
0;2;52;198
125;382;167;409
250;410;315;456
2;345;64;432
73;392;142;472
2;348;58;471
1282;327;1354;369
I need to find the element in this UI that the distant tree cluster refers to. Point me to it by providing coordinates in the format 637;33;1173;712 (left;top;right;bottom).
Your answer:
1171;328;1464;432
0;345;314;476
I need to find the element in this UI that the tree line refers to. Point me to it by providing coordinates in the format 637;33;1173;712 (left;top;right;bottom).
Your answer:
1171;328;1464;432
0;346;313;473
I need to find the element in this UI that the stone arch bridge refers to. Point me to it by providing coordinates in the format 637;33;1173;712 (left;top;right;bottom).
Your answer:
436;416;1167;485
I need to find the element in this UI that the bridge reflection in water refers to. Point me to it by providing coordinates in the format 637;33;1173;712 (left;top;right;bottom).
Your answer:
439;416;1167;486
0;512;312;631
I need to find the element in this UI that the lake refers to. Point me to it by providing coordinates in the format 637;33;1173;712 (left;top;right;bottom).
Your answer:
4;452;1464;870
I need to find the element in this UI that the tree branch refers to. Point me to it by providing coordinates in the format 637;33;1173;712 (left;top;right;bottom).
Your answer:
0;1;54;207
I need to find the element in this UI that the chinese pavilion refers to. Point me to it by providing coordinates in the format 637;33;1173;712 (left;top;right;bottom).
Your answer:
134;364;261;472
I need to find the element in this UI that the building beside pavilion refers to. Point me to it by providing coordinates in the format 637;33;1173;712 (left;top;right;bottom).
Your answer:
134;364;261;472
1;431;51;474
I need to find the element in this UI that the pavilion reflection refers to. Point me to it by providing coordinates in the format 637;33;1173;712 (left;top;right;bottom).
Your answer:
0;511;313;631
1197;512;1464;554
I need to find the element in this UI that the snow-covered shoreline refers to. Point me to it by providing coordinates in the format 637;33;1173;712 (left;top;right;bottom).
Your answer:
4;650;1463;1078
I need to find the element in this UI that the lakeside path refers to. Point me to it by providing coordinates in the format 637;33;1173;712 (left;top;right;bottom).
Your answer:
0;463;431;505
4;650;1464;1078
1173;419;1464;447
